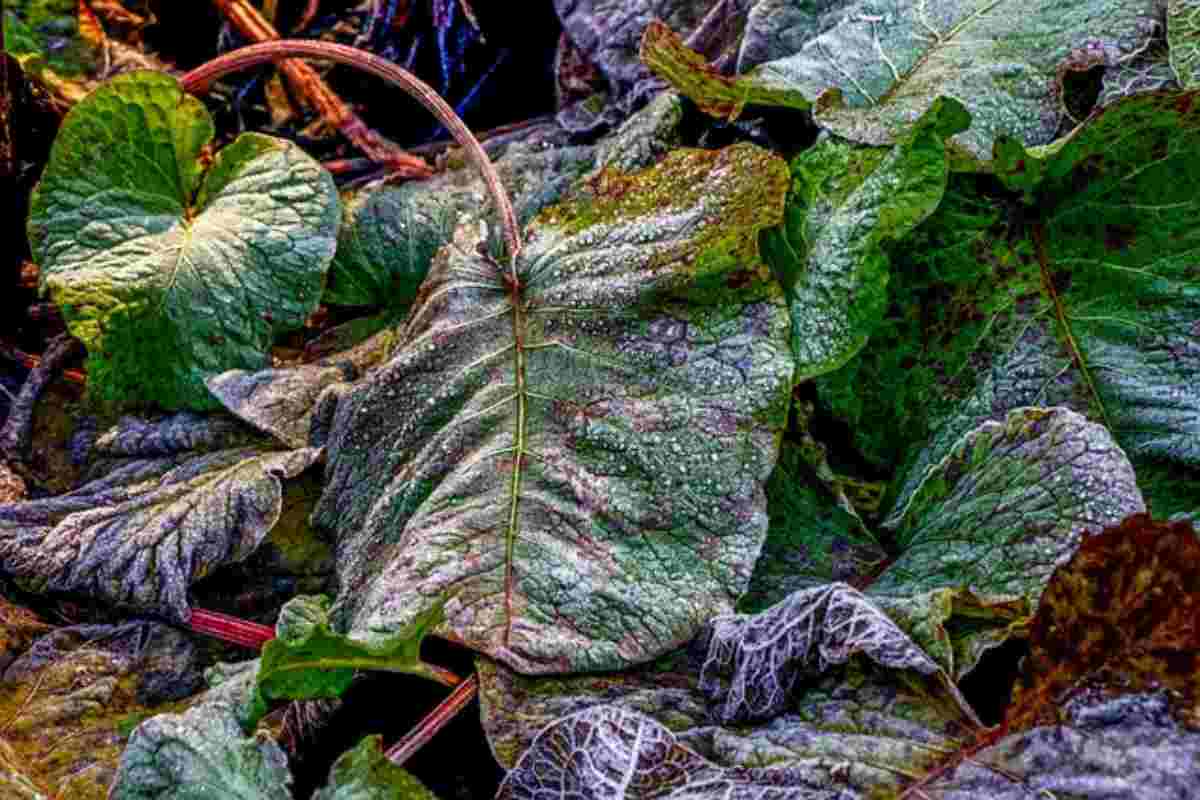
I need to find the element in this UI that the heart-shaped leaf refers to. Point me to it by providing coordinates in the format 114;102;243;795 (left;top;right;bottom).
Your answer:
316;143;794;673
26;70;339;411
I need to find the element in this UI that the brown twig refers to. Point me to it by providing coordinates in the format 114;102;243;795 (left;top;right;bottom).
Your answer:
182;39;521;262
0;334;85;464
384;673;479;765
208;0;432;178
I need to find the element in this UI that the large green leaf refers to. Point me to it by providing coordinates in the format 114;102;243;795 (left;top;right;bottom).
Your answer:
26;70;339;411
820;89;1200;517
665;0;1156;159
0;413;320;620
315;143;794;674
761;98;967;379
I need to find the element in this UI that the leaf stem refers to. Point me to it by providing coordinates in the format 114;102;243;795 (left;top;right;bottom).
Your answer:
179;40;521;265
384;674;479;765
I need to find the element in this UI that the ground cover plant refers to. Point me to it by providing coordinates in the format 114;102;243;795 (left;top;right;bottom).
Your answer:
0;1;1198;798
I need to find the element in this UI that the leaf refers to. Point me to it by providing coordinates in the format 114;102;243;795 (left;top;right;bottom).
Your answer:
704;0;1158;158
761;97;967;380
110;660;294;800
250;595;444;728
315;143;794;674
821;89;1200;517
698;583;970;724
1012;513;1200;730
312;735;439;800
917;690;1200;798
26;70;339;411
325;181;467;310
640;21;810;119
476;649;708;769
497;704;848;800
207;364;357;449
877;407;1146;603
1170;0;1200;87
0;413;321;621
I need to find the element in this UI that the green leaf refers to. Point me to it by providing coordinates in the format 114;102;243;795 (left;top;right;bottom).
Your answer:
313;736;439;800
26;70;339;411
640;20;810;119
762;98;966;380
719;0;1157;159
1170;0;1200;88
110;660;293;800
325;182;465;310
0;414;320;621
315;144;794;674
250;595;444;728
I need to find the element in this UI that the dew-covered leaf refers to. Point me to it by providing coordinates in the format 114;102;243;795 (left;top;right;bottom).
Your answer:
1012;513;1200;730
315;144;793;674
0;417;320;621
696;0;1158;159
312;735;439;800
110;659;293;800
877;407;1145;603
497;704;847;800
25;70;338;411
819;89;1200;518
207;364;357;449
761;98;966;379
1170;0;1200;87
250;595;444;728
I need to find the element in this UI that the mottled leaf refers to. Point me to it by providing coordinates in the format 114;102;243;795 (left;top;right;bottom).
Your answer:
877;407;1145;603
821;89;1200;518
313;735;439;800
207;364;357;449
251;595;444;728
26;70;338;411
1170;0;1200;87
1012;513;1200;729
720;0;1158;159
761;98;966;379
315;144;793;673
497;704;846;800
641;20;809;119
0;421;320;621
594;90;685;173
110;659;293;800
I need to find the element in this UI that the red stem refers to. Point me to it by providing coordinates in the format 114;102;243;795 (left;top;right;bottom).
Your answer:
385;674;480;765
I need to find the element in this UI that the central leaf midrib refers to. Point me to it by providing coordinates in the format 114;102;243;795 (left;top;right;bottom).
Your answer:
503;269;529;648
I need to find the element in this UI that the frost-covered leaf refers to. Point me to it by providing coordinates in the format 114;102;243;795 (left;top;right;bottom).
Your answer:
0;415;321;621
819;89;1200;517
25;70;338;411
477;649;708;769
641;20;809;118
313;735;439;800
250;595;444;728
707;0;1159;158
497;704;846;800
110;660;293;800
761;98;966;379
698;583;963;724
1170;0;1200;87
919;690;1200;798
877;407;1145;603
315;144;793;674
1012;513;1200;729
